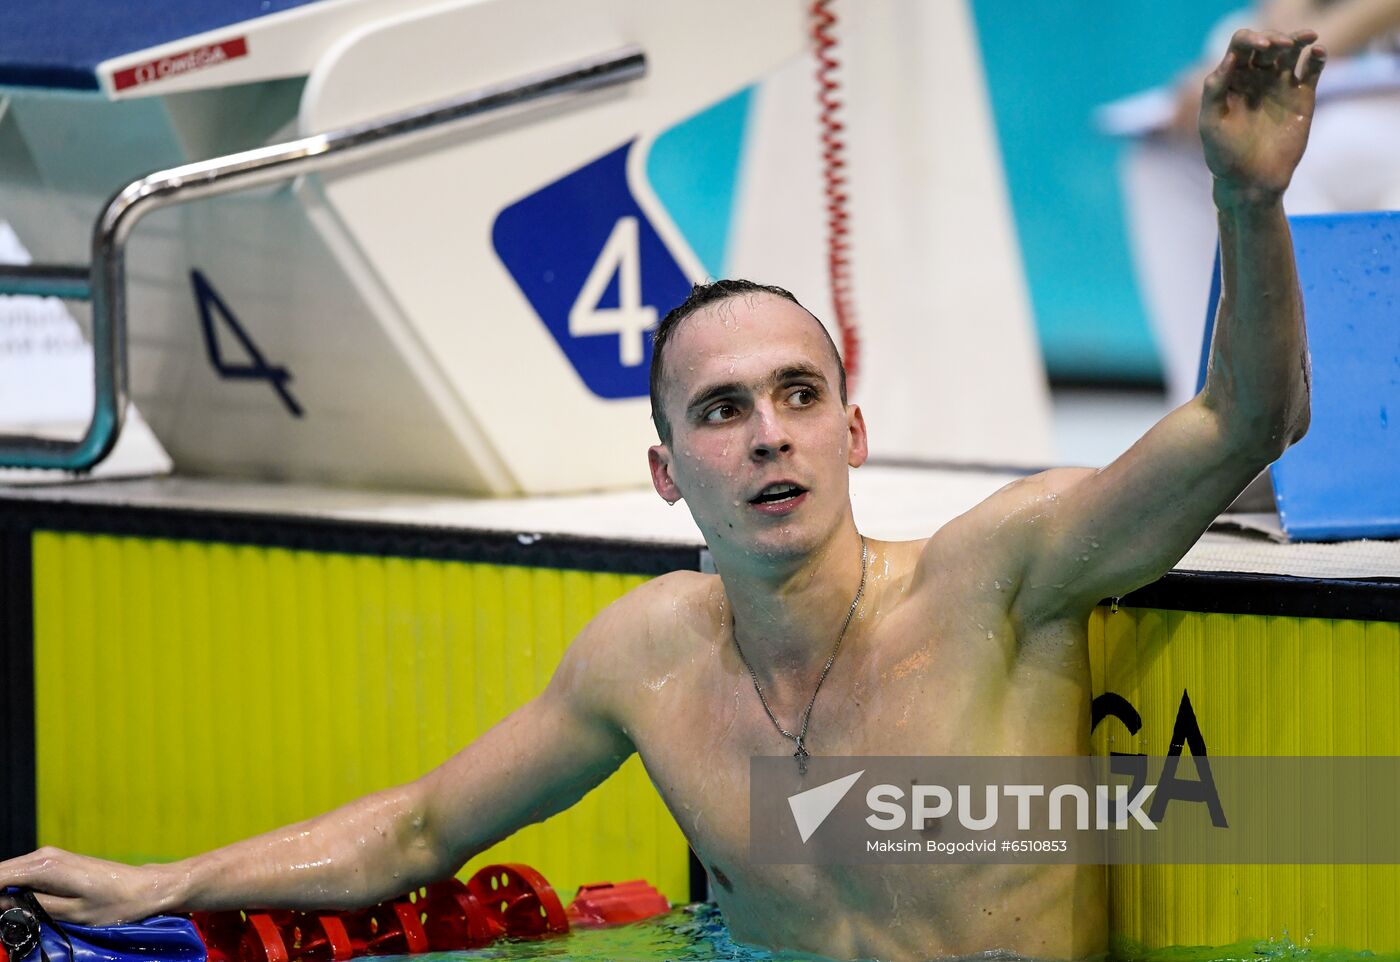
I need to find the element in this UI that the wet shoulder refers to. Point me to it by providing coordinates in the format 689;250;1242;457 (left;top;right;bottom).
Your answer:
912;468;1094;592
570;569;721;678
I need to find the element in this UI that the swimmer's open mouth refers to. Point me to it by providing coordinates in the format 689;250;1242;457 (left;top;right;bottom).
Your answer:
749;482;807;505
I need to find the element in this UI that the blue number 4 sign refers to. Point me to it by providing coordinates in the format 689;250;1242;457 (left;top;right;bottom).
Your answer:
492;142;694;399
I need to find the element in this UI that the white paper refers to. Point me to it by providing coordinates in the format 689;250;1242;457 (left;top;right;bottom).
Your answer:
0;221;95;424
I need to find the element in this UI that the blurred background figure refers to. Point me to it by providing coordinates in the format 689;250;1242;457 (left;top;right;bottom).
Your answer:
1119;0;1400;407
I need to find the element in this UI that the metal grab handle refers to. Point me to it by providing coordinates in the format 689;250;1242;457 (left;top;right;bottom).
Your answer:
0;46;646;471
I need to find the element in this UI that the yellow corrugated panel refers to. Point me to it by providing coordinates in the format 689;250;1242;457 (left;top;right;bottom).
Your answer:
1093;605;1400;955
31;532;690;904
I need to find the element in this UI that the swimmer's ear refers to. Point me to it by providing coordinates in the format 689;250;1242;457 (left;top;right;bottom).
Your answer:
649;444;683;504
847;403;868;468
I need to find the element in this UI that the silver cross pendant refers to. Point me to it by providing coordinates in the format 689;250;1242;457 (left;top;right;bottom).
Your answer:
794;739;810;776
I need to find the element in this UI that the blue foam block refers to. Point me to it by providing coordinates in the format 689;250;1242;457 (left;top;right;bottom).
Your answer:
1199;210;1400;541
0;1;328;90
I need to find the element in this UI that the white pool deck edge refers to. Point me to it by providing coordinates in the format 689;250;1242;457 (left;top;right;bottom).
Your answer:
2;465;1396;582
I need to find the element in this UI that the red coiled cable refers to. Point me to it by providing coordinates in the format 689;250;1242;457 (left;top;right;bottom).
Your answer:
810;0;859;394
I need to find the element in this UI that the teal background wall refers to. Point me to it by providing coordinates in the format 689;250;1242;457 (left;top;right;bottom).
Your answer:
970;1;1244;383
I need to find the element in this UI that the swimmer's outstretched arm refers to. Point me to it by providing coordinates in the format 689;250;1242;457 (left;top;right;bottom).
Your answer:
978;29;1325;625
0;602;637;925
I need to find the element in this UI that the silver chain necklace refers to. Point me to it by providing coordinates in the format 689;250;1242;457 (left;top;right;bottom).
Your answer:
731;535;869;775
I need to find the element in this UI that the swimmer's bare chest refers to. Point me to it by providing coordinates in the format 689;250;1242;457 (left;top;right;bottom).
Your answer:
621;569;1102;960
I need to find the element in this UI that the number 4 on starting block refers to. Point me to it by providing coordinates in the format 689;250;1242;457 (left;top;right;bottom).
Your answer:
492;141;694;399
569;216;656;368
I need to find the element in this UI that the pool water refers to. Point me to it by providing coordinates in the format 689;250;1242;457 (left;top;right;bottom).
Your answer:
417;904;1400;962
1124;937;1399;962
433;903;767;961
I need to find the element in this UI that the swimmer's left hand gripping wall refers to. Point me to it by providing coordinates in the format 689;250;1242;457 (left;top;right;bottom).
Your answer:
0;0;805;493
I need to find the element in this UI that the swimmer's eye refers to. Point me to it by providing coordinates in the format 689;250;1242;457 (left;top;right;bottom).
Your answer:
788;386;819;406
703;402;741;423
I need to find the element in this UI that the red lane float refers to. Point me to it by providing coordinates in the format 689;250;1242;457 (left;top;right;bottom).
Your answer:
413;878;500;949
566;880;670;928
464;864;568;939
186;862;666;960
339;900;428;957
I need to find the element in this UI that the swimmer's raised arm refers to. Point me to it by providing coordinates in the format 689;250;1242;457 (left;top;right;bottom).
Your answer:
977;29;1323;627
0;595;639;925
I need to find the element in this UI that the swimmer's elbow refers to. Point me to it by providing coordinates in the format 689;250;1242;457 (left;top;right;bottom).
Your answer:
1258;397;1311;460
1285;399;1310;448
392;784;456;890
1200;391;1309;463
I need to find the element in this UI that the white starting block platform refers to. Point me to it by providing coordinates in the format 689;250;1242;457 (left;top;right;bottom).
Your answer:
0;0;1051;495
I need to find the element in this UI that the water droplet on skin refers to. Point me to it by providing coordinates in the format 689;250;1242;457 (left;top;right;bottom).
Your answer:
994;580;1002;591
986;630;994;641
1090;541;1100;549
1079;554;1089;562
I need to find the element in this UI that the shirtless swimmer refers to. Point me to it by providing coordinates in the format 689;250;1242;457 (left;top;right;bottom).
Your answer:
0;27;1325;962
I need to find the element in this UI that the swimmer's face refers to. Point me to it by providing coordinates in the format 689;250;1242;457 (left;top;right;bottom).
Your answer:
648;293;866;560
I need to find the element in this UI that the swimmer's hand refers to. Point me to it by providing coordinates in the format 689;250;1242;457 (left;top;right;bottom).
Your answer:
1200;28;1326;203
0;847;169;925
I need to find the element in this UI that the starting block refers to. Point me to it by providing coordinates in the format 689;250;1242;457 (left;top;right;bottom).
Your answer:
0;0;804;492
0;1;1053;492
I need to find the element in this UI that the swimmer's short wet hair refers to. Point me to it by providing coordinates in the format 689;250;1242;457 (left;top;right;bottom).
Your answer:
649;279;848;444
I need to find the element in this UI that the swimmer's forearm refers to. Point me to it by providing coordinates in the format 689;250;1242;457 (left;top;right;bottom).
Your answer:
1200;188;1310;453
149;784;448;915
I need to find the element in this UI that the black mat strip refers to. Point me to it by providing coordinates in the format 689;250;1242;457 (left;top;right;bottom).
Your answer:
0;498;702;577
0;527;36;858
1117;569;1400;621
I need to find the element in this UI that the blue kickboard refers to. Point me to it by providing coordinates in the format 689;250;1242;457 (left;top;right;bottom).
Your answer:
1198;210;1400;542
0;0;329;91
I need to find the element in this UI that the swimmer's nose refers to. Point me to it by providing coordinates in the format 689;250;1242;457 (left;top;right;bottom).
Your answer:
752;439;792;459
750;403;793;460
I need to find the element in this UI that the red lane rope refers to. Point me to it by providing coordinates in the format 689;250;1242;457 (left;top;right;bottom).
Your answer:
810;0;859;395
